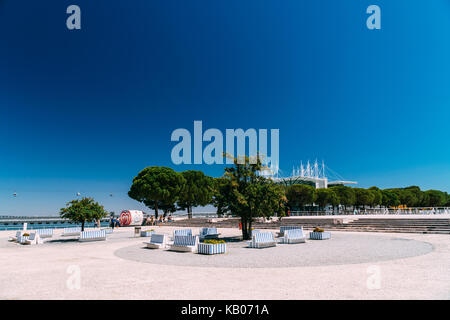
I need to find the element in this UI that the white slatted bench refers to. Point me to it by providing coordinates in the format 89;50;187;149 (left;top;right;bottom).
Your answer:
102;228;113;234
278;226;303;237
8;231;22;242
145;233;167;249
35;229;53;239
174;229;192;237
169;235;199;253
279;228;306;244
18;234;30;244
247;232;277;248
79;230;106;242
199;227;220;240
20;232;43;245
62;227;82;236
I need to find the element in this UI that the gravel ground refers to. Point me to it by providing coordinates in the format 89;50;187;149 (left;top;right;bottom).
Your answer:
115;233;433;268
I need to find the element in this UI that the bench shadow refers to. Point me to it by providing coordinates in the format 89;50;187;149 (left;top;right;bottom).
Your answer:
45;238;79;243
220;236;243;242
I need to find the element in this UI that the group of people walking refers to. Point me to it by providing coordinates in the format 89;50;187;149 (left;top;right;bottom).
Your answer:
109;217;120;229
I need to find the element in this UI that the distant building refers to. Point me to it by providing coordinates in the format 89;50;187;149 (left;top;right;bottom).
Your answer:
268;160;357;189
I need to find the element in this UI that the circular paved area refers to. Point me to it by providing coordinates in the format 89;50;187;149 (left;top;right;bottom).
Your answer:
114;233;434;268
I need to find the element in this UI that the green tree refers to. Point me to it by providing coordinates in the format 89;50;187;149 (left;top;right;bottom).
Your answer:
404;186;423;207
211;177;232;217
128;166;185;219
330;186;355;209
177;170;214;219
398;189;419;207
286;184;315;210
314;188;338;210
381;190;400;207
59;197;108;231
354;188;374;209
222;155;287;240
368;186;383;207
160;203;177;218
424;190;447;207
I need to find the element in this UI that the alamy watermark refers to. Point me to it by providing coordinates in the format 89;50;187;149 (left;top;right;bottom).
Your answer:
66;265;81;290
170;121;279;168
65;4;380;31
366;265;381;289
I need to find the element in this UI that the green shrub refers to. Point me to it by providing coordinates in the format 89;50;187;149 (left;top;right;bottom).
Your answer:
202;239;225;244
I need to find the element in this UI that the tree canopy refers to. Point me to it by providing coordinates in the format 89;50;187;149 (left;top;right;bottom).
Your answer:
211;177;232;217
59;197;108;231
330;186;355;208
128;166;185;219
177;170;214;219
286;184;315;210
424;190;447;207
221;155;286;240
354;188;375;209
127;165;448;225
314;188;339;210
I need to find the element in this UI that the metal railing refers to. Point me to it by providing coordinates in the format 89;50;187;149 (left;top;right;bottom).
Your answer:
289;207;450;216
0;222;110;231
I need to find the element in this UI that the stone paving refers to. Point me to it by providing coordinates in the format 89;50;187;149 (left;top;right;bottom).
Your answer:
0;226;448;299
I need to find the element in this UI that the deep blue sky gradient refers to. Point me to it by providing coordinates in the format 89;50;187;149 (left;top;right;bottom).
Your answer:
0;1;449;215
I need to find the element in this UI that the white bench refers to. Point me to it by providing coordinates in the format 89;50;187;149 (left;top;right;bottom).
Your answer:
19;232;43;245
35;229;53;239
62;227;82;236
248;232;277;248
278;226;303;237
79;230;106;242
199;227;220;240
8;231;22;242
174;229;192;237
279;228;306;244
169;235;199;253
102;228;114;234
145;233;167;249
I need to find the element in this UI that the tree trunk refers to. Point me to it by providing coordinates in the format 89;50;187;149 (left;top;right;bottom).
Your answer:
154;204;159;220
81;220;85;232
188;206;192;219
216;206;222;218
241;217;250;240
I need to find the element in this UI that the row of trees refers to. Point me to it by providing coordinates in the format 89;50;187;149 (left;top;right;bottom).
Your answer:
128;167;215;220
286;184;450;210
59;160;448;237
128;157;286;240
127;162;449;239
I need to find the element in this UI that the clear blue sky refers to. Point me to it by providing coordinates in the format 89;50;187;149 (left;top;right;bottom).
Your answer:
0;1;449;215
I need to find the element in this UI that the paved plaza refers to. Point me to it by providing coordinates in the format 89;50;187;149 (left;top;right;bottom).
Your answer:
1;226;449;299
